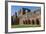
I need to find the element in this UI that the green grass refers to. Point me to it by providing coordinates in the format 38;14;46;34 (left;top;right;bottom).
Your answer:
11;24;41;28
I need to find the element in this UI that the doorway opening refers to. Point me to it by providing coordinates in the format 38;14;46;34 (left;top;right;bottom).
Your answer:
32;20;35;25
36;19;40;25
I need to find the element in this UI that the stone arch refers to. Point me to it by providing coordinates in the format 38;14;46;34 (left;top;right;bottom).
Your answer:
36;19;40;25
23;20;25;24
27;18;31;24
32;19;35;25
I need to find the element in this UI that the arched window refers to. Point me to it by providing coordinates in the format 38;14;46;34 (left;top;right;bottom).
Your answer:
36;19;40;25
32;20;35;25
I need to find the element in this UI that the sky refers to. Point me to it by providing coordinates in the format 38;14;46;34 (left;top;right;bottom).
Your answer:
11;6;40;16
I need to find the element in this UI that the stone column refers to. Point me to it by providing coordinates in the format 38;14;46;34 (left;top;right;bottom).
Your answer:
19;17;24;25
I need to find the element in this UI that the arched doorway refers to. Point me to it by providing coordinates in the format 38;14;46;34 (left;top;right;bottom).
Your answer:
23;20;26;24
36;19;40;25
32;20;35;25
23;20;28;24
27;19;31;24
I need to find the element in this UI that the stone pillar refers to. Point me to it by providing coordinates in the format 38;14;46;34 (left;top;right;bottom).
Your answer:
19;18;24;25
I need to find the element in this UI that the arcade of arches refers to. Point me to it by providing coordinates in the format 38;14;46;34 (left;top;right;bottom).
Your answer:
23;18;40;25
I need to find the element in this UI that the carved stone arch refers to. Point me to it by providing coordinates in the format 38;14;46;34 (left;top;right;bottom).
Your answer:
32;19;35;25
36;18;40;25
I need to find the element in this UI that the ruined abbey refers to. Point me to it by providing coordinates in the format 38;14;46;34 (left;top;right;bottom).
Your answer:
11;8;41;26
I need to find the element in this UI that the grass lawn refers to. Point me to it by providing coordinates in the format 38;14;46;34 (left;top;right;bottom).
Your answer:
11;24;41;28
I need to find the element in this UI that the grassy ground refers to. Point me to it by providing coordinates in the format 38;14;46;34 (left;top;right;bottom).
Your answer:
11;24;41;28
